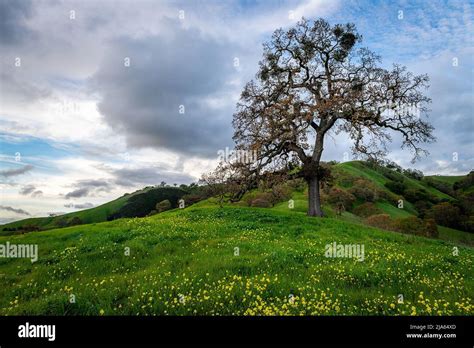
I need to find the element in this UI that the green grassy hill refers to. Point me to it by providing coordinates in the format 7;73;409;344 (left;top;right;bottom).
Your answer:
2;160;469;236
0;186;188;235
0;194;129;232
334;161;456;202
427;175;465;185
0;205;472;315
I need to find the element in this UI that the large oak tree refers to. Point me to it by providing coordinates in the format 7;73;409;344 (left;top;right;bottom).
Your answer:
230;18;434;217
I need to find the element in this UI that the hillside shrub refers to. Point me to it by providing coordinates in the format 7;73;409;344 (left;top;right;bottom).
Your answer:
392;216;427;236
67;216;83;227
349;179;378;202
13;225;41;234
453;171;474;191
55;218;68;228
181;194;203;206
156;199;172;213
423;218;439;238
326;187;356;212
287;178;306;192
403;188;436;204
403;168;424;180
384;180;407;195
251;193;272;208
365;214;393;230
333;171;354;188
377;190;400;206
268;185;292;206
384;160;403;173
414;200;433;218
460;215;474;233
427;202;461;229
381;168;405;182
243;192;258;207
353;202;383;218
424;178;454;196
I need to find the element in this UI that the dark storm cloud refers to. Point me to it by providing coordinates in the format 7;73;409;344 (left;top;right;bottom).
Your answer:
64;179;113;199
63;164;194;199
109;166;194;187
19;184;35;195
0;0;34;45
91;19;237;158
18;184;42;197
65;187;90;199
0;164;33;177
0;205;30;216
64;202;94;209
76;179;113;190
0;71;51;104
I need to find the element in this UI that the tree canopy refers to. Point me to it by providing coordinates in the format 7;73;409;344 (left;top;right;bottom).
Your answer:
219;18;435;216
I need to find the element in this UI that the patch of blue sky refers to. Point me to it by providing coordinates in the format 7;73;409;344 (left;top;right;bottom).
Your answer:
47;76;85;91
0;132;79;173
331;0;472;65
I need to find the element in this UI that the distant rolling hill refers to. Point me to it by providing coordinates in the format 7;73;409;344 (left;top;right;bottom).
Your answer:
0;186;188;235
2;161;472;244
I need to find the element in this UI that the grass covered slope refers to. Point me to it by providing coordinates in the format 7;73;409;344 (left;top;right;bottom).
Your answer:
335;161;455;201
3;160;469;239
0;205;472;315
0;194;129;232
0;186;187;235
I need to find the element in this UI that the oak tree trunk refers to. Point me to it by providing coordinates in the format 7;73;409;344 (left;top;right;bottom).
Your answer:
307;176;323;217
306;131;325;217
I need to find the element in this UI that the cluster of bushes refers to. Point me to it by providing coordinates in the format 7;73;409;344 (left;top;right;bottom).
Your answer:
372;163;474;233
55;216;83;228
112;183;216;219
352;202;383;218
453;171;474;191
331;170;354;188
367;159;423;181
382;180;474;232
148;199;173;215
377;189;401;206
325;187;356;214
424;202;474;232
323;177;389;216
384;180;406;195
384;180;438;206
402;168;424;181
403;188;436;203
424;178;454;196
2;225;41;234
155;199;172;213
424;173;474;232
348;178;378;202
244;184;292;208
365;214;438;238
108;187;188;220
249;193;273;208
286;178;306;192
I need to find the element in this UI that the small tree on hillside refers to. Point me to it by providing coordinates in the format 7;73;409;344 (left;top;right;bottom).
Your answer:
231;18;434;217
200;163;240;208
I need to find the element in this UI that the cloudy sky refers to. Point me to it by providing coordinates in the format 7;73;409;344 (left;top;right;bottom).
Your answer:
0;0;472;223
